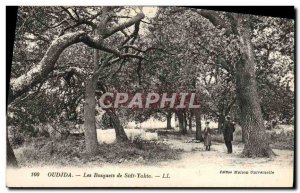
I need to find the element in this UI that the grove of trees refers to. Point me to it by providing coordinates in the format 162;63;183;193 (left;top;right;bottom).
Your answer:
7;7;294;167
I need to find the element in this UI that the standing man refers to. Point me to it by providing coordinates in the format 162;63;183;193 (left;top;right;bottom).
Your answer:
223;116;235;154
203;121;212;151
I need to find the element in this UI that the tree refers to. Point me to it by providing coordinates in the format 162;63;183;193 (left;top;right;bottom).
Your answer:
8;6;147;166
194;108;203;141
193;10;277;157
83;49;99;155
252;16;294;124
155;7;293;157
166;111;172;130
176;111;188;134
234;14;274;157
8;6;294;166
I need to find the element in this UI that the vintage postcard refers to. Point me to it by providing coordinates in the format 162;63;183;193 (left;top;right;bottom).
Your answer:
6;6;295;188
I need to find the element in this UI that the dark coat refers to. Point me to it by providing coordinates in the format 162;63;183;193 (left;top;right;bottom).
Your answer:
223;121;235;142
203;126;211;146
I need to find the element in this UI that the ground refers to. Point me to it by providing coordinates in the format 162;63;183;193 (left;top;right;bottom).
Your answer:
89;134;293;169
10;133;294;187
159;139;294;168
14;132;294;169
12;119;294;169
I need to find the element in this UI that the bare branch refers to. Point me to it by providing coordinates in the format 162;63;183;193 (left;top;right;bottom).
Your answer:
193;9;235;35
34;14;68;29
120;22;140;47
121;45;176;55
104;13;145;38
53;67;86;77
61;7;78;21
81;35;144;60
9;31;86;103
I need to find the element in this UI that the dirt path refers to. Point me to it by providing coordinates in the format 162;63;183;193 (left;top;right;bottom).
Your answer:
95;138;294;187
10;137;294;187
157;138;294;169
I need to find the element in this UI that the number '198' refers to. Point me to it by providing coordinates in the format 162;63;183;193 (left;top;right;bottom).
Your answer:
31;172;40;177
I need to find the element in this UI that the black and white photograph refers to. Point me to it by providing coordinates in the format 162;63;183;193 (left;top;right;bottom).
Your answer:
6;6;295;188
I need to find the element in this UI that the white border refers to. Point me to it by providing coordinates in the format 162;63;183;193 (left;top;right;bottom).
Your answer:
1;1;298;193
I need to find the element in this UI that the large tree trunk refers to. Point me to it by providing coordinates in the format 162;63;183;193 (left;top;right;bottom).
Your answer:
83;49;100;156
183;111;188;134
107;111;128;142
177;112;183;133
7;13;145;167
194;109;203;141
217;114;225;134
241;127;246;143
177;111;187;134
166;111;172;130
9;32;86;103
7;32;85;166
96;80;128;142
84;77;99;156
7;136;18;168
188;111;193;131
235;14;273;157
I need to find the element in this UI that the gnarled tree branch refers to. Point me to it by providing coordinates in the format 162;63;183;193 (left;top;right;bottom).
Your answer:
9;11;146;104
9;31;86;104
193;9;235;35
104;13;145;38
